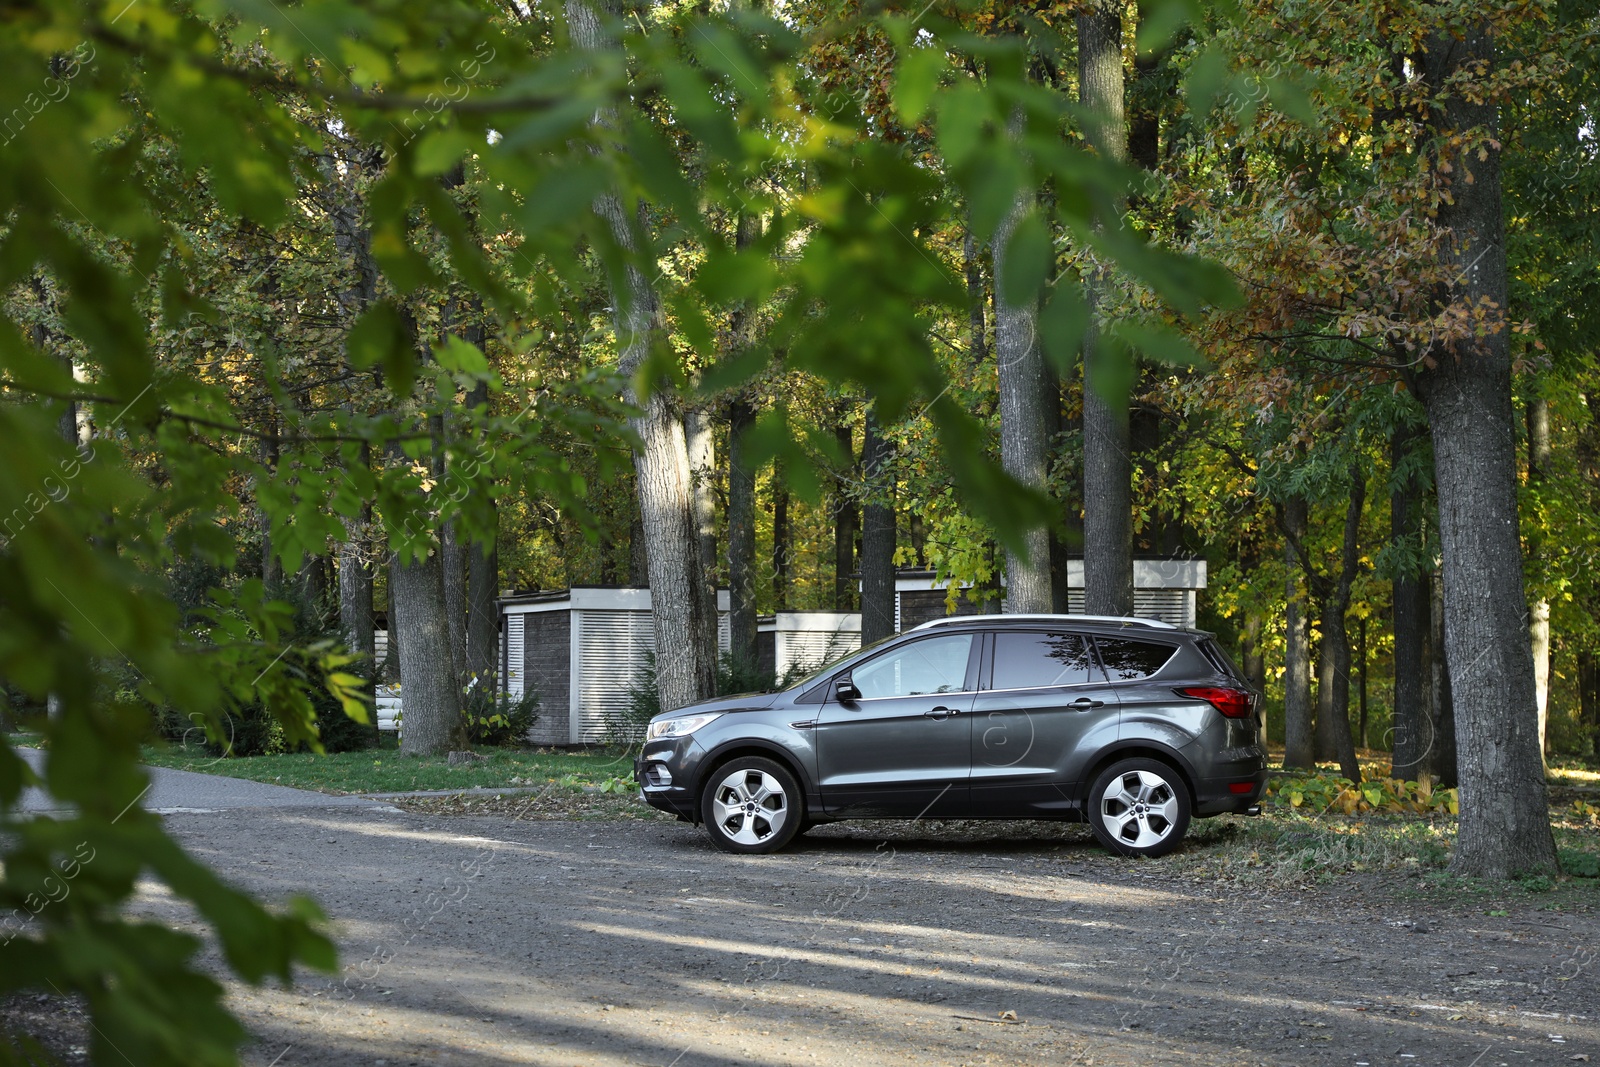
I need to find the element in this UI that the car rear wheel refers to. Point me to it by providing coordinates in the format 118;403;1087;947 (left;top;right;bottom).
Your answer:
700;757;803;854
1088;758;1191;858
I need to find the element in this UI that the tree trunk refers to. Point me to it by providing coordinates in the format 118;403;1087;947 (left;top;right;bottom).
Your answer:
1241;610;1267;747
328;133;381;718
1314;471;1364;783
994;110;1052;615
383;562;400;684
833;414;858;612
724;206;762;665
1079;0;1134;617
1416;23;1556;877
1430;568;1458;788
464;382;499;687
1579;650;1599;756
466;539;498;683
1283;500;1315;770
963;215;988;367
1526;395;1551;761
1390;424;1431;780
441;520;469;687
627;507;648;586
337;508;374;687
726;397;758;668
259;420;282;593
393;545;465;755
568;0;717;712
686;405;719;656
772;459;790;610
1357;615;1368;751
860;410;897;644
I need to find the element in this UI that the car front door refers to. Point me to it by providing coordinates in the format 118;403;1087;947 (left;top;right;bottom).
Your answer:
815;632;978;819
968;630;1122;817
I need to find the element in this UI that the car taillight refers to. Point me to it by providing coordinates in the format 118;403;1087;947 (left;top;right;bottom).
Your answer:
1176;685;1254;719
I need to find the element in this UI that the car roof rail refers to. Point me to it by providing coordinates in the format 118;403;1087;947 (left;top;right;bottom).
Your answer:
908;613;1180;632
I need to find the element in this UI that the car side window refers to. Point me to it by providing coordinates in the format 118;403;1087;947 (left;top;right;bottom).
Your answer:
1096;637;1177;680
990;631;1094;689
851;634;974;698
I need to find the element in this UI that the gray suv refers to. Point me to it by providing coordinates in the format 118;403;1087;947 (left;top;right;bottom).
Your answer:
634;615;1266;857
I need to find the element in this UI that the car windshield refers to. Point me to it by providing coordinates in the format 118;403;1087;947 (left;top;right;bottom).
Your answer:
783;632;901;691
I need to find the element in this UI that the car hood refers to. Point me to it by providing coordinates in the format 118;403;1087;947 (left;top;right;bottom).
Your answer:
653;691;782;720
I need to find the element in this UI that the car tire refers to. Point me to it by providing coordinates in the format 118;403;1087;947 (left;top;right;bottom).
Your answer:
700;757;804;855
1088;758;1191;858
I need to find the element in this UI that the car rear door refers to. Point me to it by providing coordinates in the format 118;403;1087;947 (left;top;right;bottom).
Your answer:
815;631;978;819
967;629;1122;817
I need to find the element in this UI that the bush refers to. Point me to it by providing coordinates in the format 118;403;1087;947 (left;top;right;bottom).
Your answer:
460;673;539;746
1265;772;1458;815
618;650;780;742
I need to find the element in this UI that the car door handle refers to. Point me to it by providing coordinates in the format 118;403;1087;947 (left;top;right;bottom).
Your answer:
1070;697;1105;710
923;706;953;719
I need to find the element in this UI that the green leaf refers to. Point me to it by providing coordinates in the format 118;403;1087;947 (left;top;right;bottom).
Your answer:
1039;285;1090;374
1135;0;1200;53
893;44;946;126
997;210;1050;310
434;334;490;379
347;301;416;398
1185;46;1231;118
1108;319;1208;368
413;128;477;177
936;82;991;172
1264;73;1319;126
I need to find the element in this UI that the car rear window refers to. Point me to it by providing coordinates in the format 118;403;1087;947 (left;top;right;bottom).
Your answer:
990;632;1094;689
1198;638;1243;680
1095;638;1177;680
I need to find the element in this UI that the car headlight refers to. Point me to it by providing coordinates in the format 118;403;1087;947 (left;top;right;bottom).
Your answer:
645;712;724;742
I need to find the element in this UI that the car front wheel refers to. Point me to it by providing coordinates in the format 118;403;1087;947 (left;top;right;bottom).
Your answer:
1088;758;1191;858
700;757;803;854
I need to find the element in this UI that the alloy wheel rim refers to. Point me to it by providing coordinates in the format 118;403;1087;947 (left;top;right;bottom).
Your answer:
1099;769;1178;850
710;768;789;845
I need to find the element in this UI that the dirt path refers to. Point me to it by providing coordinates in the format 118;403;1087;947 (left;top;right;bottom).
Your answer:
70;803;1577;1067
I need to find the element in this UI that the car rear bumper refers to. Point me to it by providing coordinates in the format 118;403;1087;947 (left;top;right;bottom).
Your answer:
1193;765;1268;816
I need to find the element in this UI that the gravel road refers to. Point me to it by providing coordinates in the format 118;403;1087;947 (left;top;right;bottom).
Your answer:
94;803;1597;1067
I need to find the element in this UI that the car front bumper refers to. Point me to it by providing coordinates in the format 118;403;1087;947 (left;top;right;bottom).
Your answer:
634;737;702;821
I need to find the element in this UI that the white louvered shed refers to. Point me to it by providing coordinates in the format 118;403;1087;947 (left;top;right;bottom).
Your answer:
499;587;732;745
756;612;862;686
887;558;1208;631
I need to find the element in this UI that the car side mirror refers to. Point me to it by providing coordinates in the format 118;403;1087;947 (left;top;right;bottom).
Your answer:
835;677;861;703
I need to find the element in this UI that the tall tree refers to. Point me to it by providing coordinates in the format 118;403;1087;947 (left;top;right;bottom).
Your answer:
1390;423;1432;779
994;114;1053;615
392;541;465;755
1415;20;1556;877
1526;393;1552;759
726;396;758;666
860;409;897;643
686;405;719;645
568;0;717;711
833;411;859;612
772;457;791;609
1309;469;1365;783
463;381;499;685
1282;498;1315;769
1078;0;1135;616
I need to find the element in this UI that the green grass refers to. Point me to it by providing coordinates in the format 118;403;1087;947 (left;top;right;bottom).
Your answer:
137;736;637;795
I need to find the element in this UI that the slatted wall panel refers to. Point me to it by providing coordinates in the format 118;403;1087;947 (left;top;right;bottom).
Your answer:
1064;589;1191;627
503;615;525;697
577;610;655;742
1134;589;1191;627
777;629;860;682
